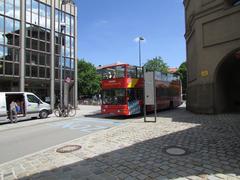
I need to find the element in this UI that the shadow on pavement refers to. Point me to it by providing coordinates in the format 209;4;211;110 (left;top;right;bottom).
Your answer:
84;112;143;120
0;117;45;126
20;108;240;180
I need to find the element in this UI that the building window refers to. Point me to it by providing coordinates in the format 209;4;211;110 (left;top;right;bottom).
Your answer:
46;54;50;66
26;51;31;63
55;56;60;67
32;51;38;65
26;38;31;48
39;41;45;51
32;26;39;38
39;67;45;78
25;65;30;76
46;6;51;29
31;65;38;77
55;68;58;79
0;0;4;16
0;45;3;60
4;18;20;47
5;47;13;61
5;62;13;75
26;0;31;23
71;15;75;36
46;68;50;78
5;0;14;18
71;59;74;70
32;39;38;50
65;58;71;68
14;48;19;61
15;0;20;19
32;0;39;25
0;61;3;74
5;17;14;34
14;63;19;75
0;15;4;44
39;29;46;40
39;3;46;28
39;53;45;65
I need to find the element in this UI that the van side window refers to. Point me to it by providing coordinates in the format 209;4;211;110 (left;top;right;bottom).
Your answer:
27;95;39;103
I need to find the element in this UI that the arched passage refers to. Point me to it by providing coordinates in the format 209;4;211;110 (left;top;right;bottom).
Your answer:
215;50;240;113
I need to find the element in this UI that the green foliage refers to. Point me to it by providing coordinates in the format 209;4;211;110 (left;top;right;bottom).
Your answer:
144;56;169;73
77;59;101;96
177;62;187;93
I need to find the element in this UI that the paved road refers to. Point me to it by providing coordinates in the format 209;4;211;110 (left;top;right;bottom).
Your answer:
0;116;123;164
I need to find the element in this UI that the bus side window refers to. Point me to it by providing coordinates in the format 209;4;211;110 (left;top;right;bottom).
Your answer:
128;66;137;78
137;67;143;78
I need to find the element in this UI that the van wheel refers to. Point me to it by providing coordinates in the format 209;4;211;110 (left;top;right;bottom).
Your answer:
40;110;48;119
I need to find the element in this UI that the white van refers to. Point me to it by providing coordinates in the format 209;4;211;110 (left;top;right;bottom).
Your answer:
0;92;52;122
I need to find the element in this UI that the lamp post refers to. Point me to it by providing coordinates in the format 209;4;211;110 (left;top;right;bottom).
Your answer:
138;36;144;67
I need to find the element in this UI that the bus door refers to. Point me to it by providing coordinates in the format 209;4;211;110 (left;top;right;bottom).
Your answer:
127;89;141;115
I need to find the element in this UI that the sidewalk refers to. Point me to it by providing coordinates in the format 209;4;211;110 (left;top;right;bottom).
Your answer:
1;107;240;180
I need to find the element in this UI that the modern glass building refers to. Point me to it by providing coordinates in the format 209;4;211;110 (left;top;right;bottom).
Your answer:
0;0;78;109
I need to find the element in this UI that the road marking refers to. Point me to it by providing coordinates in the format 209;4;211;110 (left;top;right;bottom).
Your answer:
70;125;108;132
48;118;122;133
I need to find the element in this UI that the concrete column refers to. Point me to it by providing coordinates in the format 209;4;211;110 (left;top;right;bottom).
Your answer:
50;1;55;110
20;0;26;92
74;7;78;108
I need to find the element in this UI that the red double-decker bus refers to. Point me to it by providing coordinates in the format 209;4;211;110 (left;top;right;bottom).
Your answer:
99;63;182;116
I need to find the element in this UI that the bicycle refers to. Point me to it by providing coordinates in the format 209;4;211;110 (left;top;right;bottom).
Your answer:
54;104;76;117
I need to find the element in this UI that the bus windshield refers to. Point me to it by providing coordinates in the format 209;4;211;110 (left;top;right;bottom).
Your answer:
102;89;126;105
102;66;125;80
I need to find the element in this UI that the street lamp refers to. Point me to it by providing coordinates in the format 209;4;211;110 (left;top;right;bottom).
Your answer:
138;36;144;67
59;0;72;109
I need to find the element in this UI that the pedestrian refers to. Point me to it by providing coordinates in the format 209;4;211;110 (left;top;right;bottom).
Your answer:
10;100;18;123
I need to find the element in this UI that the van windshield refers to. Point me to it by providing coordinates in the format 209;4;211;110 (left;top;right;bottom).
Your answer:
27;95;41;103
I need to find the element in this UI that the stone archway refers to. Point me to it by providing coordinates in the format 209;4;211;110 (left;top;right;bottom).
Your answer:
215;49;240;113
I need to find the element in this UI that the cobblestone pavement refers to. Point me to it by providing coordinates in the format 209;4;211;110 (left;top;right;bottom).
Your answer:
0;107;240;180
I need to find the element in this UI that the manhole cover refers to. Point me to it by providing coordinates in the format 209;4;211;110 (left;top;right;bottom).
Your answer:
163;146;188;156
56;145;81;153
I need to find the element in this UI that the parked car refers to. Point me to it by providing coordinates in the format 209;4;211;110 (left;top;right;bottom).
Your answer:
0;92;52;122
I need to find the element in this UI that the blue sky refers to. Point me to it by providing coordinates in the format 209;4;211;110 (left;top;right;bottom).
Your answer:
75;0;186;68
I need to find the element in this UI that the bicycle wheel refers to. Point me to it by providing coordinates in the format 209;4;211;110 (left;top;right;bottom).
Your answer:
54;109;61;117
68;106;76;117
62;109;68;117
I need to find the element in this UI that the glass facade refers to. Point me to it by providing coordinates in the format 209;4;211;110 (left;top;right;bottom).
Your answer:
0;0;20;77
54;7;75;81
0;0;77;102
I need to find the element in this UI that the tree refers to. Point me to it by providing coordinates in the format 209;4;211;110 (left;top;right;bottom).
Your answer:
78;59;101;97
144;56;168;73
177;62;187;94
